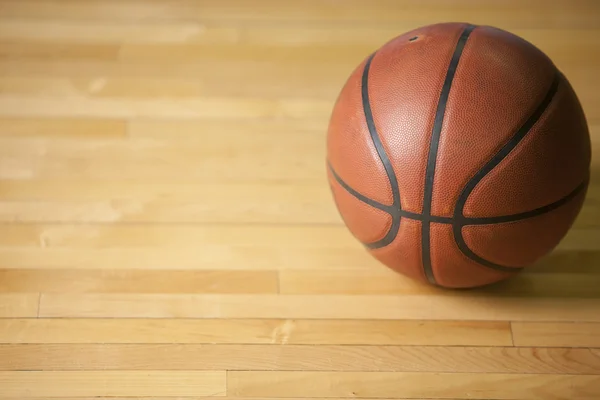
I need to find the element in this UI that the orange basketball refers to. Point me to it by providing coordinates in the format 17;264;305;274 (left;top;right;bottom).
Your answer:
326;22;591;288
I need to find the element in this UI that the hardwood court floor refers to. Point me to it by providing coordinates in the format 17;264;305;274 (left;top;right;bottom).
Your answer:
0;0;599;399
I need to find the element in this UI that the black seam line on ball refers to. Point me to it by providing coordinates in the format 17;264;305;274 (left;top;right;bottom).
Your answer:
329;160;585;227
360;52;403;250
453;72;561;272
327;161;454;223
421;24;476;285
460;179;586;225
327;161;393;213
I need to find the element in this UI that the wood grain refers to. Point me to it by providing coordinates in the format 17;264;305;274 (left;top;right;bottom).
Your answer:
0;319;511;346
0;396;451;400
0;0;598;28
0;1;598;399
0;294;39;317
280;269;600;297
227;371;600;399
0;269;279;294
512;322;600;347
37;293;600;321
0;225;597;272
2;344;598;374
0;371;225;397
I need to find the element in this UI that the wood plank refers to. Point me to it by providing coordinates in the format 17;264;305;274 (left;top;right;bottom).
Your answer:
0;19;597;58
0;60;348;100
0;95;331;119
0;294;39;317
0;20;213;44
42;38;600;69
227;371;600;399
0;224;371;272
512;322;600;347
0;117;323;138
1;344;598;374
0;41;119;61
0;187;596;226
0;69;596;124
0;224;596;255
38;293;600;322
0;246;377;271
0;68;596;122
0;135;326;181
0;225;596;271
0;18;596;53
0;0;597;29
0;135;594;225
0;181;338;224
280;269;600;297
0;224;354;249
0;123;597;185
0;117;127;138
0;319;511;346
0;397;437;400
0;74;345;102
0;371;225;397
0;269;278;294
280;269;439;295
0;69;596;119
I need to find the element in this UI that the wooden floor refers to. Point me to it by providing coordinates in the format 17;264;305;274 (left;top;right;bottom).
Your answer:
0;0;599;399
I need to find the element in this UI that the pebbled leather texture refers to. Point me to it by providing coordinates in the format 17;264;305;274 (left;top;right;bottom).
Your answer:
326;22;591;288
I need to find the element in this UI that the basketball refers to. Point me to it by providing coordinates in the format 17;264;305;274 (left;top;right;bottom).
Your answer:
326;22;591;288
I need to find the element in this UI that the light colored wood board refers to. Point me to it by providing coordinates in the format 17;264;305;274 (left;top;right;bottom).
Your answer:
0;42;119;61
0;20;230;45
0;18;596;54
0;60;347;102
0;74;344;106
0;183;596;227
0;126;597;187
0;162;597;227
2;344;598;374
0;135;327;181
0;20;596;62
0;224;356;249
280;269;600;297
0;49;594;86
0;225;597;272
0;371;225;397
227;371;600;399
0;182;338;224
1;224;597;254
37;293;600;322
0;319;511;346
0;247;377;271
0;65;596;124
280;269;441;295
0;117;127;138
0;35;596;70
0;0;598;28
512;322;600;347
1;178;594;205
0;294;39;317
0;71;596;123
0;269;278;294
0;95;331;120
0;397;444;400
0;117;324;138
